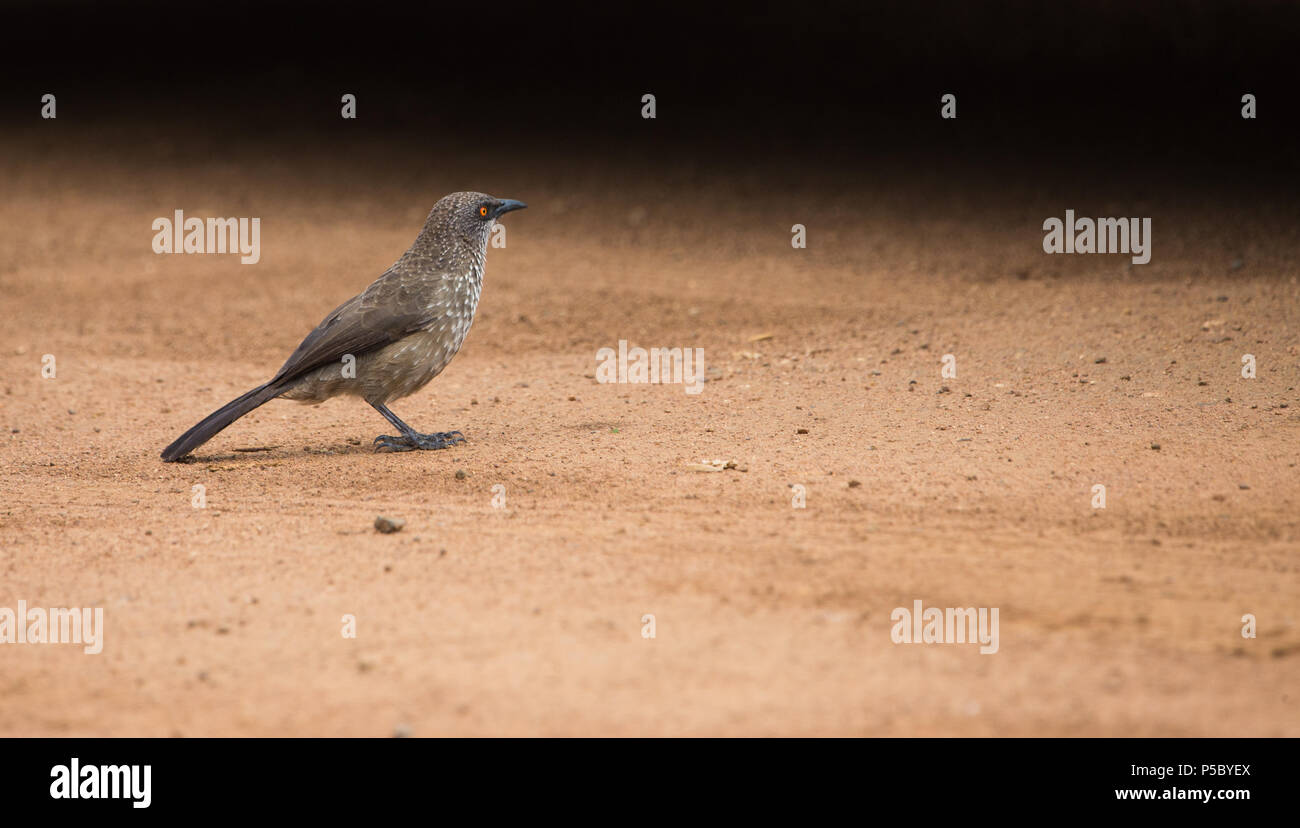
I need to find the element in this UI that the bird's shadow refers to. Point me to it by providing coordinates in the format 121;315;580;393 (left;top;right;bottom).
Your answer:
167;439;424;464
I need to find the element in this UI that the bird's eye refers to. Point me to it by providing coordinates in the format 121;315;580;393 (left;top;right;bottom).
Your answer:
479;206;489;217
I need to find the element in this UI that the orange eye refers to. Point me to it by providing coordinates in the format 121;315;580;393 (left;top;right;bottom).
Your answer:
479;206;488;217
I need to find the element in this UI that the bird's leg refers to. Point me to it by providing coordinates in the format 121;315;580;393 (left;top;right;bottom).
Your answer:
369;402;465;452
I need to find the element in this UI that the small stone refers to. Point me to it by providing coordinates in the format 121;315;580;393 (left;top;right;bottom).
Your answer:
1150;443;1161;451
454;469;467;480
848;480;861;488
374;516;405;534
796;428;809;434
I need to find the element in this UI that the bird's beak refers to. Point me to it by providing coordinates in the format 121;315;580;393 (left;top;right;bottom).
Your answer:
493;199;528;218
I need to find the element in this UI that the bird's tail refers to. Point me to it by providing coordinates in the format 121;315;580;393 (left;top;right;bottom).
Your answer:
160;381;283;462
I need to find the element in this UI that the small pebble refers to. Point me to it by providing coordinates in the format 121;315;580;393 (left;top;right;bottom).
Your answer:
374;516;405;534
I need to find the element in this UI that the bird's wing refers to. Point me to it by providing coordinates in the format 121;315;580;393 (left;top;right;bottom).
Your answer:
270;268;450;385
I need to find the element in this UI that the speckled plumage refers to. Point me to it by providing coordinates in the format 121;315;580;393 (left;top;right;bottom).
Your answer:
278;192;492;405
161;191;526;461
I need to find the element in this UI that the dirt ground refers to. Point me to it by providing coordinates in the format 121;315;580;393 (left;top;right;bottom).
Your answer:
1;128;1297;736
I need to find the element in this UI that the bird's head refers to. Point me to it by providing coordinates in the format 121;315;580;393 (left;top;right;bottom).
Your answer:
437;191;527;249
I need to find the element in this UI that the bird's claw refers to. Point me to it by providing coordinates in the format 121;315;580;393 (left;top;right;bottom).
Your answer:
373;431;466;452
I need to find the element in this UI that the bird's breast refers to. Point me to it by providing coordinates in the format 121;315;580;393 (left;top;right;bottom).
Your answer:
364;267;483;404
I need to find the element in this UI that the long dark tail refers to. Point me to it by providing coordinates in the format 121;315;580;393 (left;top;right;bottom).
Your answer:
161;381;283;462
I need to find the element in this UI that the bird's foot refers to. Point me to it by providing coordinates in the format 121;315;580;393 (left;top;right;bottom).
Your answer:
373;430;466;452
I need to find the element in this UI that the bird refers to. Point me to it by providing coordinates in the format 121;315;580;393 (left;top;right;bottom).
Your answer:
160;191;526;462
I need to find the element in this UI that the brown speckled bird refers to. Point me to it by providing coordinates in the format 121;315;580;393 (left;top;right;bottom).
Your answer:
161;191;526;462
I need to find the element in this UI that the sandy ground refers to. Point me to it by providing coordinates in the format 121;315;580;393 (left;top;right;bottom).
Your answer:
1;129;1297;736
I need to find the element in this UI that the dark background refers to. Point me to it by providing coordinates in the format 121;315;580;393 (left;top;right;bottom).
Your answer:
2;0;1297;188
